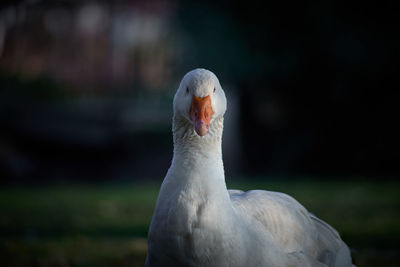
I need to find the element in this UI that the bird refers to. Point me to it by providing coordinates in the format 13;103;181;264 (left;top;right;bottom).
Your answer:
146;68;354;267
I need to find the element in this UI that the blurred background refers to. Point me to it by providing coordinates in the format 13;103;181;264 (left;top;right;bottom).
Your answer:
0;0;399;266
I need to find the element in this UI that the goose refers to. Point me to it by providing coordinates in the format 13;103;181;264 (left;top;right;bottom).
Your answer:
146;68;354;267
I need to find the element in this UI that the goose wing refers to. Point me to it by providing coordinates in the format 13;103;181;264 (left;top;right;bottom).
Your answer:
228;189;353;267
229;189;317;252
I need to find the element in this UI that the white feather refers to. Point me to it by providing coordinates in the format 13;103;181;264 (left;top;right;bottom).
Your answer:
146;69;354;267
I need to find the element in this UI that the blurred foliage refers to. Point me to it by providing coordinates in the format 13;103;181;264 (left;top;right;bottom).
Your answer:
0;73;68;100
0;179;399;266
0;1;399;179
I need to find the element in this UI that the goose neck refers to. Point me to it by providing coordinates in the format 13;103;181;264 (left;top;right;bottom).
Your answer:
172;115;224;158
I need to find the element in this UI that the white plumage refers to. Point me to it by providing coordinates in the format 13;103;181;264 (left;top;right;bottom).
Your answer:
146;68;354;267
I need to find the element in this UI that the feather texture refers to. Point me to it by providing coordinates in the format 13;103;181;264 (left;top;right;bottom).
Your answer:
146;69;354;267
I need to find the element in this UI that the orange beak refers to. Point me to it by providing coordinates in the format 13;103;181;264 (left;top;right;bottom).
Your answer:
189;95;214;136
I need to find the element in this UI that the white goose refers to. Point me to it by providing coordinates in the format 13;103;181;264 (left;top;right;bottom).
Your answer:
146;69;354;267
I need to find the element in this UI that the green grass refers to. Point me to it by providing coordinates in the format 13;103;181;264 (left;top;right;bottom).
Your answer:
0;179;399;266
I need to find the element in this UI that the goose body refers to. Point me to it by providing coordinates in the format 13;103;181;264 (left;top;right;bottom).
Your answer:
146;69;353;267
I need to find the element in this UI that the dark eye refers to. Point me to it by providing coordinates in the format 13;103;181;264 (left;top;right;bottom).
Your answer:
186;87;189;93
213;87;216;93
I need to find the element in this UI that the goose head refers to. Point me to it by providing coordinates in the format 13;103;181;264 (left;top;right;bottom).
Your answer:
173;68;227;136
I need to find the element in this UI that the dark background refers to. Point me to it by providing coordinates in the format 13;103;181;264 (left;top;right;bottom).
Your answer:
0;0;399;182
